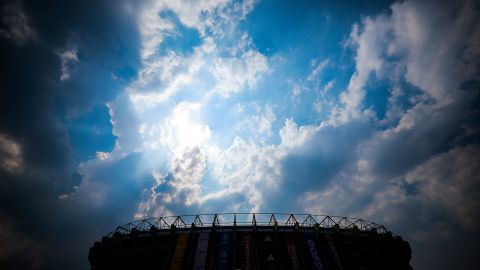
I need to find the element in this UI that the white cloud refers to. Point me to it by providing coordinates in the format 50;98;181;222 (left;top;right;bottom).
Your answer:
135;146;207;217
206;137;286;211
171;147;206;195
58;46;79;81
322;79;335;93
94;0;270;217
307;58;329;81
138;117;318;213
95;152;111;161
235;104;276;138
210;48;268;97
337;15;391;121
291;83;304;98
294;0;480;235
137;2;176;61
138;0;254;62
129;29;267;109
388;0;480;103
137;50;182;86
44;3;478;270
106;95;143;154
129;49;206;107
337;0;480;124
279;119;318;148
73;0;480;244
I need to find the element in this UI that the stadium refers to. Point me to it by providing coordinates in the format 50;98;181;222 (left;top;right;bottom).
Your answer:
89;213;412;270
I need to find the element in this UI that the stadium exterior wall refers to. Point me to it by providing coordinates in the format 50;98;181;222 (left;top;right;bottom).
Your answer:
89;213;412;270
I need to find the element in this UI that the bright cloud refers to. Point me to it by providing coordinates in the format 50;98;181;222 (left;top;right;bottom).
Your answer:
164;102;211;151
77;0;480;247
101;0;480;228
58;45;78;81
210;47;268;97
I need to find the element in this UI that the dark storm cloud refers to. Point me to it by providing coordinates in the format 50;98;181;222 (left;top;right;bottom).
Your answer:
0;0;142;269
262;119;374;211
364;92;479;180
48;153;151;269
26;0;142;115
0;0;37;45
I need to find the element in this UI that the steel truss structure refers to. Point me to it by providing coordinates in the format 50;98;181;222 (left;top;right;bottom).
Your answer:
110;213;389;236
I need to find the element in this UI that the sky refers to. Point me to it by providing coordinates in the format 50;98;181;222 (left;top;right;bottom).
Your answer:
0;0;479;269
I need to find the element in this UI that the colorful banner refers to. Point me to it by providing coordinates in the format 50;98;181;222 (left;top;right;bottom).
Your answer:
242;233;253;270
216;232;231;270
169;233;189;270
193;233;210;270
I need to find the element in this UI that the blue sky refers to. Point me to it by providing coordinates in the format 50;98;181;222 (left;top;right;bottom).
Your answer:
0;0;479;269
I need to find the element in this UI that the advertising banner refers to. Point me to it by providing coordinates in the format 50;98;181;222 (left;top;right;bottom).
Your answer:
303;233;325;270
325;234;345;270
169;234;189;270
193;233;210;270
216;232;231;270
283;234;302;270
256;233;280;269
242;233;254;270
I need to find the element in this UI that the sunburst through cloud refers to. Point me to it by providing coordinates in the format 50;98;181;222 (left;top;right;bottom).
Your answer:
0;0;479;269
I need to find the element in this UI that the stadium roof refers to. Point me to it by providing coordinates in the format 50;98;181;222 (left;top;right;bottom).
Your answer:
110;213;390;236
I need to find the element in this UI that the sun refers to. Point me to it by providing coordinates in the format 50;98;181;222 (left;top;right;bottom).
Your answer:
169;102;211;150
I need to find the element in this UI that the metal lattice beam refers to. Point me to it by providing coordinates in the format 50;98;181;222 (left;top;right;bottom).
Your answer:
109;213;392;237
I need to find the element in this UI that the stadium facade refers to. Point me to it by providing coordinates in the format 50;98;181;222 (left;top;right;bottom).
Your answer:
89;213;412;270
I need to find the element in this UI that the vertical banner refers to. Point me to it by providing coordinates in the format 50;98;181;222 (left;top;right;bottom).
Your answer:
303;233;324;270
284;234;301;270
169;233;189;270
193;233;210;270
325;234;344;270
256;232;280;269
216;232;231;270
242;233;253;270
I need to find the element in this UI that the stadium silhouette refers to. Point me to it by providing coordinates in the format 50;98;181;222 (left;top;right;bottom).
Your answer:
89;213;412;270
